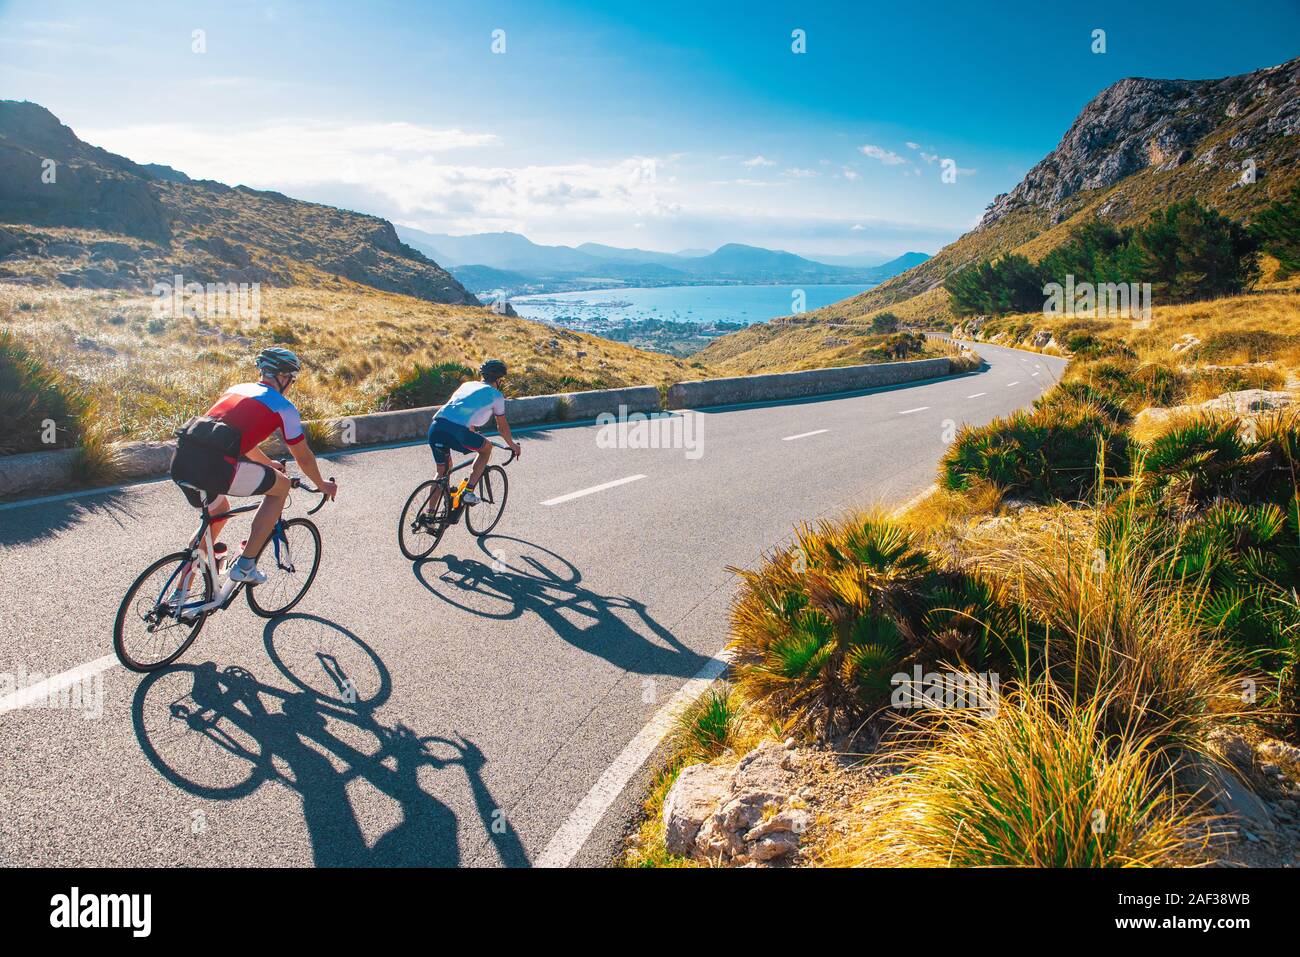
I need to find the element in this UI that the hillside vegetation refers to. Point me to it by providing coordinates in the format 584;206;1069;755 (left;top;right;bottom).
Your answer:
0;283;696;446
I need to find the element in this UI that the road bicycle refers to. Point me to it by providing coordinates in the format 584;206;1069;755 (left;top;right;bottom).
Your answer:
398;438;515;560
113;471;333;672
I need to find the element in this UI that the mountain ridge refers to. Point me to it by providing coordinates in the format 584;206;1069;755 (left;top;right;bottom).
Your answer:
0;100;478;305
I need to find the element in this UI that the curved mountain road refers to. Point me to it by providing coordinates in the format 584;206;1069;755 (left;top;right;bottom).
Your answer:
0;341;1064;867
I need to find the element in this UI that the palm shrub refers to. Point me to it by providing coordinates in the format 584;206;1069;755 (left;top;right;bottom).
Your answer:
729;516;926;737
1137;410;1299;512
0;331;91;454
728;514;1013;738
941;397;1128;503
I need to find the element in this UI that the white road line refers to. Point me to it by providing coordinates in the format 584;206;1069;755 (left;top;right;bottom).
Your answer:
967;392;987;398
540;474;645;506
781;429;829;441
898;407;929;415
535;649;733;868
1032;371;1040;376
0;654;118;715
1007;381;1020;387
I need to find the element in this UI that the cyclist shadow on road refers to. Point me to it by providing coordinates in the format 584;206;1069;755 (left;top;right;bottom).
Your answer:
129;613;528;867
414;534;709;679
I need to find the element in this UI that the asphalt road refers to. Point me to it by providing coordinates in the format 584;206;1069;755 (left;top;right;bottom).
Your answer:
0;341;1065;867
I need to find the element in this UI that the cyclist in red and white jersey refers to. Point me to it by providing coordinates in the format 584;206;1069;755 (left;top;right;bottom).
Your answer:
170;347;337;585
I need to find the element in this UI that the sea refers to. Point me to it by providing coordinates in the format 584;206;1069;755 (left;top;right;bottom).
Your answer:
510;283;873;328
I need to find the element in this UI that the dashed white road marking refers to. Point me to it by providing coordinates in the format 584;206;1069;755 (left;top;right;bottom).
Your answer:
541;474;646;506
1032;372;1040;377
536;649;733;868
782;429;829;441
1007;381;1021;387
0;654;118;715
967;392;987;398
898;407;929;415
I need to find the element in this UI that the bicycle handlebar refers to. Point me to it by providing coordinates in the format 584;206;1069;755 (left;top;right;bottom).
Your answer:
291;475;335;515
486;438;518;466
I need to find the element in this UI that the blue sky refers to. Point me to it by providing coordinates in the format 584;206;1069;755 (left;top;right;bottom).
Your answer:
2;0;1297;258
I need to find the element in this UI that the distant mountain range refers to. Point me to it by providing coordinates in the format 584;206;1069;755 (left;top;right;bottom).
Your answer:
394;225;929;295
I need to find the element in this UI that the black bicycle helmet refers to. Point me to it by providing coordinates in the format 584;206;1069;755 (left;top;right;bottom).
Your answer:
479;358;507;381
255;346;302;376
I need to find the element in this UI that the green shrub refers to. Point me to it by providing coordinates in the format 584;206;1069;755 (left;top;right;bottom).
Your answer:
381;361;474;410
0;331;90;454
1066;358;1186;411
728;515;1011;738
1136;411;1300;510
672;685;744;764
941;397;1129;503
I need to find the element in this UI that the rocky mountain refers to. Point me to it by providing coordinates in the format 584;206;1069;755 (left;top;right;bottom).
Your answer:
979;58;1300;231
0;101;478;305
697;55;1300;370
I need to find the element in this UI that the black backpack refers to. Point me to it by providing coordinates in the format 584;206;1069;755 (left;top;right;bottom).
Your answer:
171;416;244;501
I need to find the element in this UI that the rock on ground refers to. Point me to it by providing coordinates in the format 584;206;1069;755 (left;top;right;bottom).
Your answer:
663;739;810;865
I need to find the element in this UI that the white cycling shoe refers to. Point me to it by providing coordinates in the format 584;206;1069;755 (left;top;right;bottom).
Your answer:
461;490;480;506
227;561;267;586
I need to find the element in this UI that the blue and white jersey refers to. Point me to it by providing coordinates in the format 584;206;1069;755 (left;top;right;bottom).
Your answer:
434;381;506;430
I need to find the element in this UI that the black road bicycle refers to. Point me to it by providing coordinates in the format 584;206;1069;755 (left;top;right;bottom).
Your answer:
113;472;333;672
398;439;515;560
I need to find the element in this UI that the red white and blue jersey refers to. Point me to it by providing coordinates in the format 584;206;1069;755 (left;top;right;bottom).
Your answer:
204;382;305;455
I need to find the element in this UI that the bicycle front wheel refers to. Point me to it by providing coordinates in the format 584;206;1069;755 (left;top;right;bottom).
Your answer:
247;518;322;618
114;552;213;672
399;480;450;560
465;465;509;536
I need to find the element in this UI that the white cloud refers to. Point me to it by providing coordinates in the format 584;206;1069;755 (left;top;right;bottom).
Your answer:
905;141;921;150
82;119;683;233
785;167;817;178
858;144;907;166
841;166;860;181
742;154;776;167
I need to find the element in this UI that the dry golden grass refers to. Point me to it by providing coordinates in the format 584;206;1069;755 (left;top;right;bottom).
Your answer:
0;283;700;442
815;683;1217;868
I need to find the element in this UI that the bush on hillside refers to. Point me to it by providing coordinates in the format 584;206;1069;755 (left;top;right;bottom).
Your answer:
0;331;90;454
1250;183;1300;278
381;361;475;410
946;200;1261;317
728;515;1013;738
941;397;1129;503
945;253;1045;317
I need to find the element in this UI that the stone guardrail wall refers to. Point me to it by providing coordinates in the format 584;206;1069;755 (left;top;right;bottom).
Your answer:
665;356;952;410
0;359;957;499
0;385;662;499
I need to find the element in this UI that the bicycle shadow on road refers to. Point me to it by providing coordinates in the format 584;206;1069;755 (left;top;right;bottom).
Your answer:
413;534;709;679
129;613;527;867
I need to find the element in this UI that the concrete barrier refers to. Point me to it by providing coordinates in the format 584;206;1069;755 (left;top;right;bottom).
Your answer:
0;384;665;500
665;356;952;410
0;448;79;498
0;364;955;500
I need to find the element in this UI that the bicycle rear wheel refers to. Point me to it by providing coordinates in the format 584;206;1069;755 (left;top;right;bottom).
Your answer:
114;552;213;672
399;480;451;560
247;518;322;617
465;465;509;536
